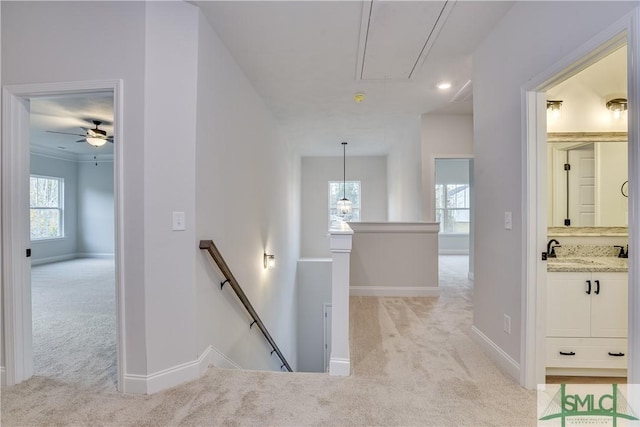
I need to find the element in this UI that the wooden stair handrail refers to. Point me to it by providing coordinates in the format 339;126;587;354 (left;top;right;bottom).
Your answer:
199;240;292;372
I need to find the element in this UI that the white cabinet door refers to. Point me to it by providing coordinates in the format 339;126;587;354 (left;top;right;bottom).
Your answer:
547;272;591;337
590;273;628;338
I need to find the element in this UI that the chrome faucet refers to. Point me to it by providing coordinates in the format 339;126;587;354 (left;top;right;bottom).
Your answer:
547;239;560;258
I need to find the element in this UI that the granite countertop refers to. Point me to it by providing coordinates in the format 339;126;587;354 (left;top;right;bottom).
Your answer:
547;257;628;272
548;226;628;237
547;244;628;272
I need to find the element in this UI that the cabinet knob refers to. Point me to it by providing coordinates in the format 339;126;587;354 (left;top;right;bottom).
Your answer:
585;280;591;295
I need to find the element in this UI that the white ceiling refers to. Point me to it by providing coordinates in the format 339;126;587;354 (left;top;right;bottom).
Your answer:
26;2;625;160
30;93;114;157
195;0;515;155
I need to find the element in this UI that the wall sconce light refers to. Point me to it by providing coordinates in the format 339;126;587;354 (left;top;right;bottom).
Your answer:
263;253;275;270
547;100;563;120
606;98;627;119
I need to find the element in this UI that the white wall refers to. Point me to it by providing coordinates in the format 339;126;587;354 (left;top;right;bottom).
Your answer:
195;10;298;372
301;156;387;258
30;153;78;263
142;1;200;377
547;46;627;133
472;1;637;376
421;114;474;221
2;0;148;378
387;123;423;221
296;259;331;372
78;160;114;256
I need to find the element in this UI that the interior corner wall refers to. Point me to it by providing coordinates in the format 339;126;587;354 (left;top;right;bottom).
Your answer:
301;156;387;258
472;1;637;376
1;1;148;380
29;153;78;264
195;10;298;372
420;114;473;222
142;1;199;377
387;122;422;222
77;160;114;257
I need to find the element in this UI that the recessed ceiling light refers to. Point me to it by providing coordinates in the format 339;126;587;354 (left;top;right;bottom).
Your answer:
437;82;451;90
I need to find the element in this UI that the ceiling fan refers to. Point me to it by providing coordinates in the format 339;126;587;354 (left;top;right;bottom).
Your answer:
46;120;114;147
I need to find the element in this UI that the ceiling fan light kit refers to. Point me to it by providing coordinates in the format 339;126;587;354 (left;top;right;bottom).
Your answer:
46;119;113;148
86;136;108;147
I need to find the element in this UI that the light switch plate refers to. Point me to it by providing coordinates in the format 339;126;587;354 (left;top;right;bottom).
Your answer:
172;211;186;231
504;211;512;230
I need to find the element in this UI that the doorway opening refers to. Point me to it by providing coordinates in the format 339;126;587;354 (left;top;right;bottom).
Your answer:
2;80;124;391
435;157;473;283
544;46;629;385
522;18;639;389
29;93;117;390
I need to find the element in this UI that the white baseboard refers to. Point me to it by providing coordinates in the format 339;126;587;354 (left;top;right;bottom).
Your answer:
468;272;474;281
31;254;76;266
471;325;520;381
329;357;350;376
31;253;115;266
438;249;470;255
123;347;212;394
76;253;115;259
208;345;242;370
1;366;6;386
350;286;440;297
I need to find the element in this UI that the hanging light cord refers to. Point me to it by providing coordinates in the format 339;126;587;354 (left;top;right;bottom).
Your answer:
342;141;347;199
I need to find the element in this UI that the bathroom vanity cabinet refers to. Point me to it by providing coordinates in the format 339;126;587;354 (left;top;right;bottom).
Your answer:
546;272;627;374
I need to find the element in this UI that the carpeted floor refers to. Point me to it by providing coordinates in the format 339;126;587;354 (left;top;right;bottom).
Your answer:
31;258;117;391
2;256;537;426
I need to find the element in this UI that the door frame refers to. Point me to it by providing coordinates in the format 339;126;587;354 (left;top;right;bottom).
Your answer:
1;79;125;390
521;10;640;388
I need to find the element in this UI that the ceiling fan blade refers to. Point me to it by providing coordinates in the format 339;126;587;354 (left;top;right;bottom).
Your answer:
46;130;86;137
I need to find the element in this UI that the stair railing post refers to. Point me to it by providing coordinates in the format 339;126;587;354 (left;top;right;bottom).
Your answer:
329;222;353;376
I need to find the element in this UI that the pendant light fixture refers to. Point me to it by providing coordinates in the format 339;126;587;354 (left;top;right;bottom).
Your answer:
337;141;353;220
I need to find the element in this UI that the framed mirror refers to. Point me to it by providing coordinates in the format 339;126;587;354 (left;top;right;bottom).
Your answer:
548;132;628;228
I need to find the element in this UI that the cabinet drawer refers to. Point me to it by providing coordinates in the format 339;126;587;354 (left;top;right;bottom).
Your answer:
546;337;627;369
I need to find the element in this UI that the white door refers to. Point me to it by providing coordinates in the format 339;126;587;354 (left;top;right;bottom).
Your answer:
323;303;332;373
568;145;595;226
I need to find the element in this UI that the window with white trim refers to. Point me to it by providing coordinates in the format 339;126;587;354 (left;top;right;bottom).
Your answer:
30;175;64;240
435;184;470;233
328;181;361;224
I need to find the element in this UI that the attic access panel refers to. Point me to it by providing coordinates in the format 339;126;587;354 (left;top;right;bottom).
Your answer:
357;0;450;81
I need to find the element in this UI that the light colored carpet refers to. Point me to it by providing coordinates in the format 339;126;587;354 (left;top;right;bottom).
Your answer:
2;256;537;426
31;258;117;391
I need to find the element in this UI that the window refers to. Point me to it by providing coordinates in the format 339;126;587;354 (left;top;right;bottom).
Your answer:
30;175;64;240
435;184;469;233
329;181;361;224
